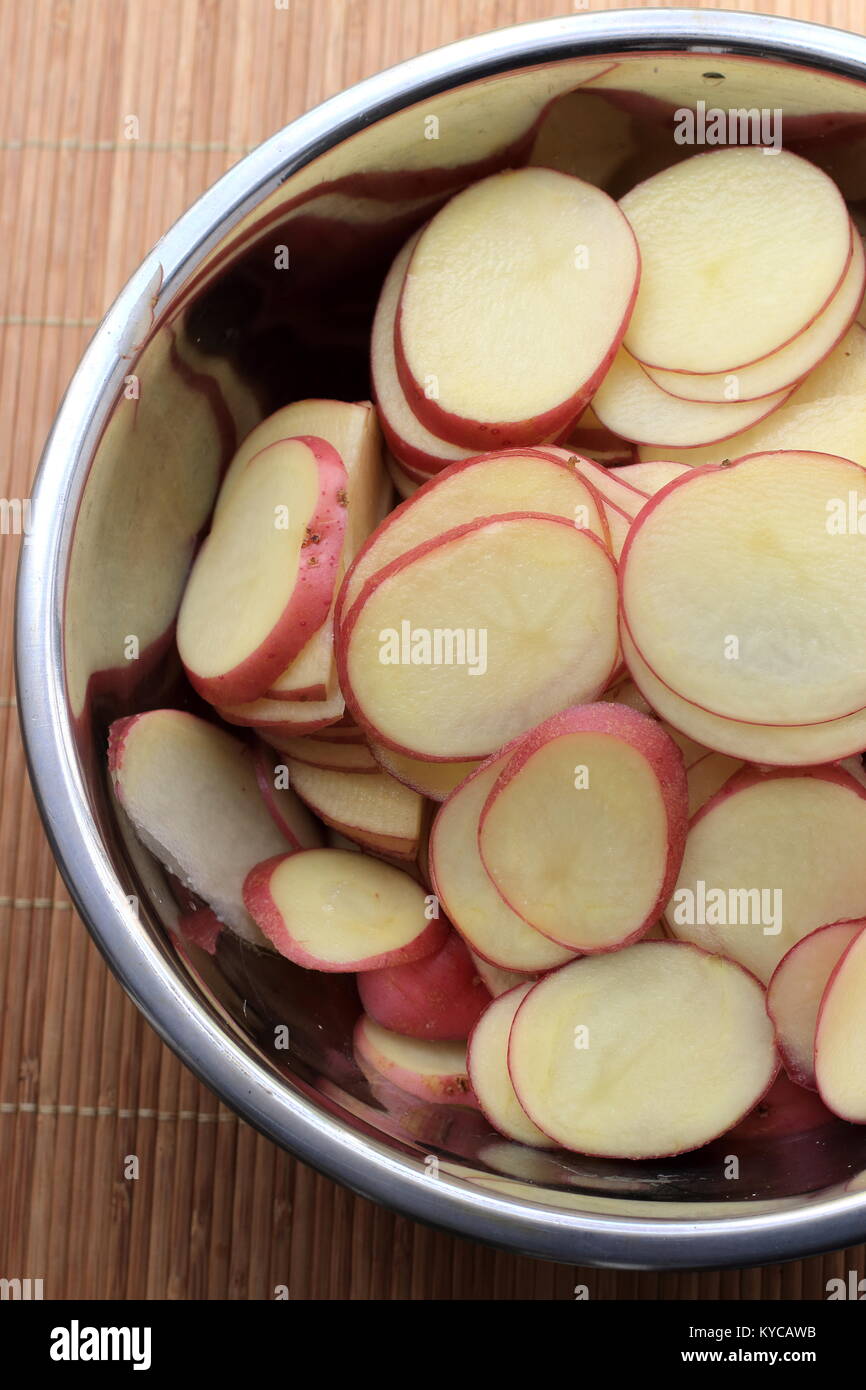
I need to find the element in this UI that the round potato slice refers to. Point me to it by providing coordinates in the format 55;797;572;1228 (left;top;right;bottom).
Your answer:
509;943;778;1158
243;848;445;971
468;985;555;1147
354;1016;476;1107
478;704;688;952
430;751;576;973
621;625;866;767
592;348;792;448
338;446;608;622
815;927;866;1122
339;514;619;761
620;148;851;373
397;167;639;449
667;767;866;982
767;920;865;1088
643;224;865;403
622;451;866;726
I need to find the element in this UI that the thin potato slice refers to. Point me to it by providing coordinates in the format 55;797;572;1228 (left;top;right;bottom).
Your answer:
340;514;619;760
509;943;778;1158
622;452;866;726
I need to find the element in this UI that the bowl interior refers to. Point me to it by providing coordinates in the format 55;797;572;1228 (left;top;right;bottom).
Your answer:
52;38;866;1255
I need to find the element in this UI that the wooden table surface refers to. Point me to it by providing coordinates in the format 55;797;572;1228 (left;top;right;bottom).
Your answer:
3;0;866;1300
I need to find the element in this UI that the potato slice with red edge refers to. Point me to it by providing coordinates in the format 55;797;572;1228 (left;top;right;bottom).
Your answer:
108;711;319;947
219;688;345;735
283;759;423;859
619;148;851;374
815;927;866;1121
372;234;478;476
542;446;647;518
339;514;619;762
177;436;347;704
767;920;866;1089
337;447;608;625
635;324;866;468
395;168;639;450
232;401;386;703
623;451;866;727
252;741;325;849
430;748;575;972
667;766;866;982
354;1016;476;1107
243;848;445;971
642;224;865;403
358;931;490;1040
468;984;555;1147
621;623;866;766
369;742;479;801
478;704;688;953
508;942;778;1158
592;349;793;448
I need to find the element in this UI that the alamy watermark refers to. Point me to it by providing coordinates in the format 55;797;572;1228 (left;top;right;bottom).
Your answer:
674;100;783;153
379;621;487;676
670;880;783;936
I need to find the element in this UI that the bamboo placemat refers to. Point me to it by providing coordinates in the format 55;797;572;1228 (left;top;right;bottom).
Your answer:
3;0;866;1301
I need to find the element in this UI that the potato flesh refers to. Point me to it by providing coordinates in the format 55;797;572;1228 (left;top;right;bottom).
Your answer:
285;761;422;842
815;928;866;1120
341;451;607;617
114;712;293;946
399;168;638;426
643;227;863;403
469;986;553;1147
593;348;791;447
480;732;668;950
620;148;850;372
346;516;618;759
509;944;776;1157
621;625;866;766
637;325;866;468
623;452;866;725
431;757;575;972
266;849;428;966
669;774;866;982
178;440;321;679
768;922;863;1086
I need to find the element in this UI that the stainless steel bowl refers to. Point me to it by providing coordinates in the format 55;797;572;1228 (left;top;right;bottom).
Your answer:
17;8;866;1269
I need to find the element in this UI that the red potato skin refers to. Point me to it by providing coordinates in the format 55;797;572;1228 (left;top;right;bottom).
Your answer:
181;436;348;706
813;924;866;1122
353;1015;479;1108
242;852;447;971
336;513;620;763
477;703;688;953
619;450;866;727
766;918;866;1090
357;930;491;1040
507;941;780;1158
334;448;609;633
393;256;641;453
